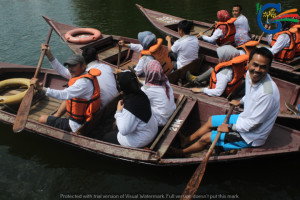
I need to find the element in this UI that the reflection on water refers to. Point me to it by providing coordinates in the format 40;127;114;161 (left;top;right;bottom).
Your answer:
0;0;300;199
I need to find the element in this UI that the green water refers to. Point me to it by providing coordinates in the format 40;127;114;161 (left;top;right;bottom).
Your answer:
0;0;300;199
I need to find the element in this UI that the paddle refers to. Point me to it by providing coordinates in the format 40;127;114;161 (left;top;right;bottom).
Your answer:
195;25;215;38
13;28;53;133
117;44;122;69
180;105;235;200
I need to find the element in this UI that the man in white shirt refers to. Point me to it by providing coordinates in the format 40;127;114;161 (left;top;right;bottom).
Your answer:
31;52;101;132
232;5;250;34
232;4;251;46
166;20;199;70
82;47;118;108
172;47;280;155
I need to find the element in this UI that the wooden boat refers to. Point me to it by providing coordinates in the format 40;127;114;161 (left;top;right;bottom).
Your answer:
135;4;300;84
42;16;300;130
1;62;300;166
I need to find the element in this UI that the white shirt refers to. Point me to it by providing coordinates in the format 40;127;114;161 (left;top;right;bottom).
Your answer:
115;108;158;148
267;33;291;55
202;29;223;45
86;60;118;108
203;68;233;96
141;82;176;126
48;58;94;132
233;71;280;146
129;43;155;76
234;14;250;33
171;35;199;69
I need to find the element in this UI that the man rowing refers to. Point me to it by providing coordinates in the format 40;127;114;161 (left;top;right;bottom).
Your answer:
170;47;280;155
31;52;101;132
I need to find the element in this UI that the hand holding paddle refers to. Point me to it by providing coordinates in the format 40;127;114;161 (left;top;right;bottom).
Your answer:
13;28;53;133
180;105;235;200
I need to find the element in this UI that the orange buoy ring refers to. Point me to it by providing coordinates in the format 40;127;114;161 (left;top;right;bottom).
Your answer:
65;28;101;44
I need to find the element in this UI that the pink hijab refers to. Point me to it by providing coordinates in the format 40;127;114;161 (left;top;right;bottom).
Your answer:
144;60;170;100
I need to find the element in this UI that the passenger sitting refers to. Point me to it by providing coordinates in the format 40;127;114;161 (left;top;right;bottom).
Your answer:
82;47;118;108
266;19;300;63
232;4;251;46
142;60;176;126
187;45;247;97
198;10;236;46
165;20;199;70
118;31;173;76
101;71;158;148
30;54;101;132
170;47;280;155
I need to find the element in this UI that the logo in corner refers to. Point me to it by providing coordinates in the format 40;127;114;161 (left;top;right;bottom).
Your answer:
257;3;299;34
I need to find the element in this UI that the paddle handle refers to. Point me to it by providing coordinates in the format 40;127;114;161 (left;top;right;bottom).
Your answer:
33;28;53;78
12;27;53;133
180;105;235;200
203;25;215;34
117;44;122;69
257;32;265;44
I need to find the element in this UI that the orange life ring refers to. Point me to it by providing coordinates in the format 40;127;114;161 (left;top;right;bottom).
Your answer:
65;28;101;44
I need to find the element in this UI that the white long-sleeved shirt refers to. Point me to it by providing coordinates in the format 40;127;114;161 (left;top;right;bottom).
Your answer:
86;61;118;108
47;58;94;132
171;35;199;69
267;33;290;55
202;29;223;45
115;108;158;148
45;76;94;132
202;68;233;96
129;43;155;76
50;58;118;108
234;14;250;33
233;71;280;146
141;82;176;126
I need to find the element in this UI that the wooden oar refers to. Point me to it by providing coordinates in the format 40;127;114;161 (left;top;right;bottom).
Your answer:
180;105;235;200
12;28;53;133
117;44;122;69
193;25;215;37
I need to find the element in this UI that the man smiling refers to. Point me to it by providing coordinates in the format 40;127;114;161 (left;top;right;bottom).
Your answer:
171;47;280;155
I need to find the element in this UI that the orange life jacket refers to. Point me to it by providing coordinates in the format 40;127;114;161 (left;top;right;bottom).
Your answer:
210;54;248;96
271;25;300;63
237;40;259;55
140;38;173;75
66;68;101;123
213;18;237;46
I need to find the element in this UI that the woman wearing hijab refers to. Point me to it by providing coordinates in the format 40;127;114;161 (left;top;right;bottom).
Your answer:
187;45;243;97
118;31;157;76
108;71;158;148
198;10;236;46
142;60;176;127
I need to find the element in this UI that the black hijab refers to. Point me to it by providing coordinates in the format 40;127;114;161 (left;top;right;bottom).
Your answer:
117;71;152;123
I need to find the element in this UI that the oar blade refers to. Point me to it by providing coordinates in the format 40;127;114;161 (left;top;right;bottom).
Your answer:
12;85;34;133
180;161;207;200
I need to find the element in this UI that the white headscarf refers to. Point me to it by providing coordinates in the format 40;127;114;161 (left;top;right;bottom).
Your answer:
216;45;240;62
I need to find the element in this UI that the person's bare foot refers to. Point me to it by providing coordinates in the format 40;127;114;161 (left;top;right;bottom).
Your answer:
191;88;203;93
178;132;190;148
166;146;184;157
